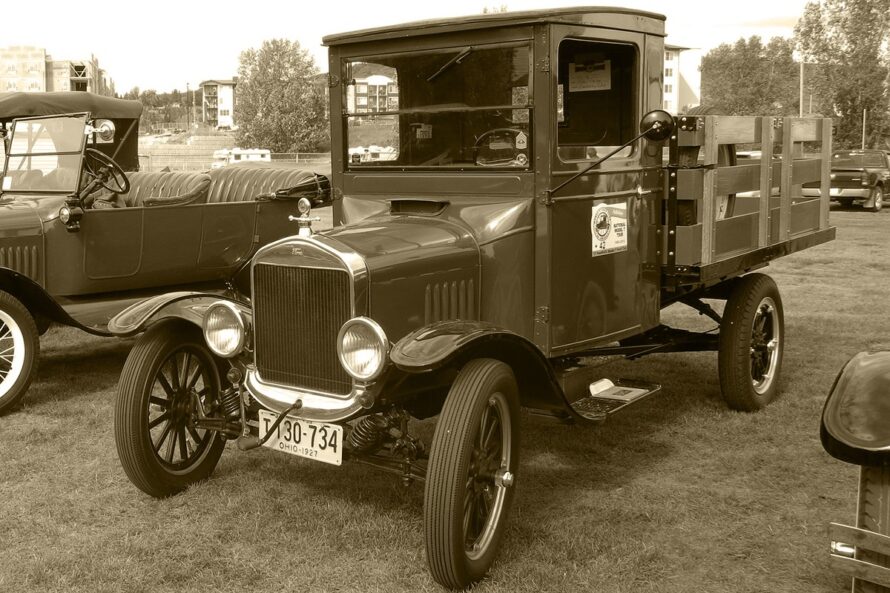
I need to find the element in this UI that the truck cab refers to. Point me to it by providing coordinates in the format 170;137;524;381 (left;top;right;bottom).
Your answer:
112;8;835;589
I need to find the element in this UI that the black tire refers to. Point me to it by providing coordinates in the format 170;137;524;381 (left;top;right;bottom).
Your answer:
718;273;784;411
677;105;737;224
115;321;226;498
424;359;520;589
869;186;883;212
0;290;39;415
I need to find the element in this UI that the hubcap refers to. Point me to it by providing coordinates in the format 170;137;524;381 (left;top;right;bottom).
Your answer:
0;310;25;399
463;392;512;561
749;297;780;395
147;348;217;472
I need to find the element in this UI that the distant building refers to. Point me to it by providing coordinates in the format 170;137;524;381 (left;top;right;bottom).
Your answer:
345;63;398;116
663;44;701;114
200;79;236;129
0;46;115;95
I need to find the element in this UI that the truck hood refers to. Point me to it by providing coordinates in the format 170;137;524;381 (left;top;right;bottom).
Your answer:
0;200;44;237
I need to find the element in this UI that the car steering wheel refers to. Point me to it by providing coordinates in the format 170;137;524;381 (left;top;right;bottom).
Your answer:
473;128;529;167
83;148;130;195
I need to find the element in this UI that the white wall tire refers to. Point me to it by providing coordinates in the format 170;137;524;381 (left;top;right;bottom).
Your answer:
0;290;39;415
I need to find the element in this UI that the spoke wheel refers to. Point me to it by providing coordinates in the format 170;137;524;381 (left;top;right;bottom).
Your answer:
424;358;519;589
115;321;225;498
719;273;785;411
0;290;38;416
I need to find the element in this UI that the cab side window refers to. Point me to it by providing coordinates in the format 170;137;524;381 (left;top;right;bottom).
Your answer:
557;39;636;161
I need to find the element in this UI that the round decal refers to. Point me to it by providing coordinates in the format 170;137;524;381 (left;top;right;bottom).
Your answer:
592;208;611;241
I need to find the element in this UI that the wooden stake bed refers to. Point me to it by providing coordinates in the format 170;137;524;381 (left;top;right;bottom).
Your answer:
662;115;834;290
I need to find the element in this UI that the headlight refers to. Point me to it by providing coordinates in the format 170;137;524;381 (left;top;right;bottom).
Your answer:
203;301;247;358
337;317;388;381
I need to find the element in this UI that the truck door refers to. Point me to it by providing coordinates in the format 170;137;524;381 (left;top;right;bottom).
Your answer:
544;31;660;354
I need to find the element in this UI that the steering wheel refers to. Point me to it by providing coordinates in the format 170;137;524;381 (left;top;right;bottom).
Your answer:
83;148;130;194
473;128;529;167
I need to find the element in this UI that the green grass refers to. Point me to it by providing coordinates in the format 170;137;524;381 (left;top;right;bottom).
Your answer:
0;206;885;592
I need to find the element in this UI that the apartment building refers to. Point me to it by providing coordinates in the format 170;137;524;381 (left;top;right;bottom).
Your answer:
200;79;236;129
0;46;114;95
663;44;702;114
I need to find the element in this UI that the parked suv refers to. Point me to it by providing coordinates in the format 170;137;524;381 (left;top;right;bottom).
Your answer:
0;92;329;414
804;149;890;211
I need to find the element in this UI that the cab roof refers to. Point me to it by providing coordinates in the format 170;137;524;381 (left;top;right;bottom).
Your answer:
323;6;666;46
0;92;143;121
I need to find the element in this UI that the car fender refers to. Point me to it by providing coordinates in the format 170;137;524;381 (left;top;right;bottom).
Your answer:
390;320;572;416
0;268;111;335
108;292;250;337
821;351;890;466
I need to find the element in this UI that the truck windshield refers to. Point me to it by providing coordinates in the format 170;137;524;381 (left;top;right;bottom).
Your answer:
2;115;86;193
344;42;531;169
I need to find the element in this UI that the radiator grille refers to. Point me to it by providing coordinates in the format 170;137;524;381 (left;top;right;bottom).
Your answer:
0;245;39;281
253;263;352;395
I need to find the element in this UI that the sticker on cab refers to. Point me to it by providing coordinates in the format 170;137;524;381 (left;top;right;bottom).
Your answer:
515;132;527;150
591;200;628;256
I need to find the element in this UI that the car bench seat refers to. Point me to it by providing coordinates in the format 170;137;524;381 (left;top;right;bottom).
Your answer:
206;165;329;204
119;171;211;207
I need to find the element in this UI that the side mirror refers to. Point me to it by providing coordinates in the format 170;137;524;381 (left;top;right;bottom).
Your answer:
639;110;675;142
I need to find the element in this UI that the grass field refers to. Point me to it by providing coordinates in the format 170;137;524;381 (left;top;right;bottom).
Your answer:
0;205;886;592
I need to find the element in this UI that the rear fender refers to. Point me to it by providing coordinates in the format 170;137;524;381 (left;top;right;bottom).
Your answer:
821;351;890;466
391;320;571;416
108;292;250;337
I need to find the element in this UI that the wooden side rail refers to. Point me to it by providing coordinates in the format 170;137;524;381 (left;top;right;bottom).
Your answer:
829;522;890;589
671;115;832;267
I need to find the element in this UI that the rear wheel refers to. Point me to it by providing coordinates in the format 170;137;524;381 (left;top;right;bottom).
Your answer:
0;290;39;415
114;321;226;498
424;359;520;589
718;274;784;411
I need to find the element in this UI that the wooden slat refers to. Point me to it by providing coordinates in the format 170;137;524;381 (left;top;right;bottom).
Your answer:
779;118;794;242
676;168;703;200
791;118;821;142
714;116;761;144
701;167;717;265
789;198;821;236
716;163;761;195
677;126;704;148
702;115;719;166
830;523;890;559
758;117;774;248
820;118;832;230
792;157;823;185
829;555;890;589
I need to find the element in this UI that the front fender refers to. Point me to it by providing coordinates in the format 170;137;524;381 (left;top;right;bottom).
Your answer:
821;351;890;466
391;320;572;417
108;291;250;337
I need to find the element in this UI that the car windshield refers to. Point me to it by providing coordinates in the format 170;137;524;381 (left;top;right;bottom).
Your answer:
832;152;885;168
344;42;532;169
2;115;86;193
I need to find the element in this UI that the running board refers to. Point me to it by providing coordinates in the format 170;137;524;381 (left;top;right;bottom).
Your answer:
569;379;662;422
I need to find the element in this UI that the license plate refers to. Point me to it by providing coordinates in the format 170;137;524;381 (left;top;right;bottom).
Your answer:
258;410;343;466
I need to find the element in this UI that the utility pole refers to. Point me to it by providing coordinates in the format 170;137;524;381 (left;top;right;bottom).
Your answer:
862;108;867;149
186;82;191;129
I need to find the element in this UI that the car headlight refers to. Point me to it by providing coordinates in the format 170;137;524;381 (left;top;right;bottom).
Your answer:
337;317;388;381
203;301;247;358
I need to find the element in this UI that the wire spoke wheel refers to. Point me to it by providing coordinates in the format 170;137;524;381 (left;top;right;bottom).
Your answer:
0;291;39;415
425;358;519;589
115;322;226;498
719;273;785;411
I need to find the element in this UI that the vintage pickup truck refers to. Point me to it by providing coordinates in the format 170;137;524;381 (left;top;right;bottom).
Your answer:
110;8;835;588
0;92;329;414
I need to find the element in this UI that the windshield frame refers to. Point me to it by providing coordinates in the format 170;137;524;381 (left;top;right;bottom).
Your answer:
2;112;89;195
341;39;535;171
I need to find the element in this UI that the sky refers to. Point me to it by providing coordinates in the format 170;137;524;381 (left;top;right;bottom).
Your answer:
3;0;811;93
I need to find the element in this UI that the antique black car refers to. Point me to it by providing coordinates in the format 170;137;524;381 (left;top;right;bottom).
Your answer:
110;8;835;589
0;92;328;414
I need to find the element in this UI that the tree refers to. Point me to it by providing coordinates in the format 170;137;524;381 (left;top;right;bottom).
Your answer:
235;39;329;153
700;36;800;116
795;0;890;148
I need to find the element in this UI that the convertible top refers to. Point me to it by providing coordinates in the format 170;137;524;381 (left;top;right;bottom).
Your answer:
0;92;143;121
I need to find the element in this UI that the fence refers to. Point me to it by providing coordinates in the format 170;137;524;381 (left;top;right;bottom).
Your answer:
138;151;331;172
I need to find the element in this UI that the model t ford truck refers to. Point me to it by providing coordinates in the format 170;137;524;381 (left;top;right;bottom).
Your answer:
110;7;835;589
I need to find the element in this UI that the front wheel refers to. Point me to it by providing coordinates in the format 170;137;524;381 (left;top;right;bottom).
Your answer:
869;186;884;212
114;321;226;498
0;290;39;415
718;273;784;411
424;358;520;589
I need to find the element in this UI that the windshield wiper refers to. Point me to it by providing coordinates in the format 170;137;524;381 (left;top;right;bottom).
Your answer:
427;46;474;82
